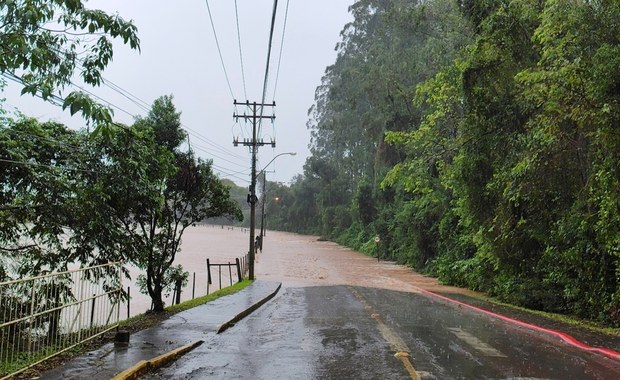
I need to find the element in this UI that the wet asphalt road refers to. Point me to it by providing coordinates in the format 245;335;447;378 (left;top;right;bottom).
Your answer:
150;285;620;380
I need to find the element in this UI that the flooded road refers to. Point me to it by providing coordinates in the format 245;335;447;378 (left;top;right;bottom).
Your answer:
151;229;620;379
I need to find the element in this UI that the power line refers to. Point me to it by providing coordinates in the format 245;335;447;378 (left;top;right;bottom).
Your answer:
258;0;280;136
2;72;130;131
76;61;243;161
205;0;236;100
69;81;137;119
90;77;247;163
101;77;151;113
0;158;99;174
4;25;251;181
1;73;64;107
211;163;250;183
5;68;245;168
2;128;87;153
272;0;290;102
207;161;249;177
234;0;248;101
71;58;152;113
182;124;246;161
191;142;248;169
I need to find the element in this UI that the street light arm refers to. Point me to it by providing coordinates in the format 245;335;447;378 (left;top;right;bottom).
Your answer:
257;152;296;250
259;152;296;175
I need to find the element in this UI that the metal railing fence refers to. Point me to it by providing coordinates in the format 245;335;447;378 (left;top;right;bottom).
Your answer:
206;253;249;295
0;262;123;379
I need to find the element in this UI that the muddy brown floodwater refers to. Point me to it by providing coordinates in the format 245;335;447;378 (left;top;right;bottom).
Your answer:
123;225;252;317
124;227;620;380
255;230;477;296
255;229;620;355
127;226;478;318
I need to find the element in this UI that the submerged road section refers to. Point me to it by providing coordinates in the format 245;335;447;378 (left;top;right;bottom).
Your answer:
149;230;620;379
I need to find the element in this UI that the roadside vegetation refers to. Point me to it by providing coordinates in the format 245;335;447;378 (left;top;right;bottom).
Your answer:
265;0;620;326
1;2;242;312
119;280;252;332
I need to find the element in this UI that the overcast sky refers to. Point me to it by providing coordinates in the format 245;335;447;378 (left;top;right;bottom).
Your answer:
2;0;354;186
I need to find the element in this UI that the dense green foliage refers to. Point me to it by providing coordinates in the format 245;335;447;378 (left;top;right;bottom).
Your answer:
1;3;242;314
0;97;242;311
266;0;620;324
88;96;242;311
0;0;140;132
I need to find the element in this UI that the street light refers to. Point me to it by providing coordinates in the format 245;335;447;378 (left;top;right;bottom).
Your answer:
257;152;296;252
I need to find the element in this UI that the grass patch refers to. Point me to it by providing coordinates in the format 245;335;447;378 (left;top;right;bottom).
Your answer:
119;280;253;333
449;289;620;336
167;279;252;312
487;297;620;336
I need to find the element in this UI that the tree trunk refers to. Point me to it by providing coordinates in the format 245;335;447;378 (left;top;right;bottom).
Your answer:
149;283;165;312
152;293;165;312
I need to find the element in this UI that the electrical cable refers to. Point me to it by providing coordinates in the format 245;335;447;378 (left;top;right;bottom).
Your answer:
4;9;253;181
258;0;279;136
182;124;246;161
210;163;250;183
101;77;151;113
234;0;248;101
79;59;243;161
272;0;290;102
2;128;87;152
0;158;99;174
191;142;248;169
69;81;136;119
5;69;246;170
205;0;236;100
1;73;64;107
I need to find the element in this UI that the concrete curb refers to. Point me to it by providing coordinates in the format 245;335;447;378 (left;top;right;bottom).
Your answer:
110;281;282;379
110;340;203;380
217;282;282;334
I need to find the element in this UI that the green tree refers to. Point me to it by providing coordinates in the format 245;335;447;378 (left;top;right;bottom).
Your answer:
0;117;93;274
0;0;140;131
85;96;242;311
304;0;472;247
512;0;620;318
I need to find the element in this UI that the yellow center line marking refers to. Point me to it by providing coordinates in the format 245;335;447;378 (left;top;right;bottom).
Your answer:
398;355;421;380
348;287;422;380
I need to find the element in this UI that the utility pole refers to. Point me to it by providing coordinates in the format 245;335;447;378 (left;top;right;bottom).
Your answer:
259;171;267;247
233;100;275;280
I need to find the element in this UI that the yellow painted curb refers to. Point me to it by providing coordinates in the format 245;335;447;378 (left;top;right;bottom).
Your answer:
111;360;149;380
111;340;204;380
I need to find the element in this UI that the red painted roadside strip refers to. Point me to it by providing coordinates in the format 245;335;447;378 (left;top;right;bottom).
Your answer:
417;287;620;360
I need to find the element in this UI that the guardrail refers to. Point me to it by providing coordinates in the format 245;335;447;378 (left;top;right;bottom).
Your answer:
0;262;123;379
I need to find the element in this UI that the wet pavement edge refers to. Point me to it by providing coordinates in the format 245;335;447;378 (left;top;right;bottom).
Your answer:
217;282;282;334
422;288;620;361
110;340;204;380
111;281;282;379
41;280;282;380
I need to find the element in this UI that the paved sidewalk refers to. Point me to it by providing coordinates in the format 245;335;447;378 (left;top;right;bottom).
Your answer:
41;281;282;380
